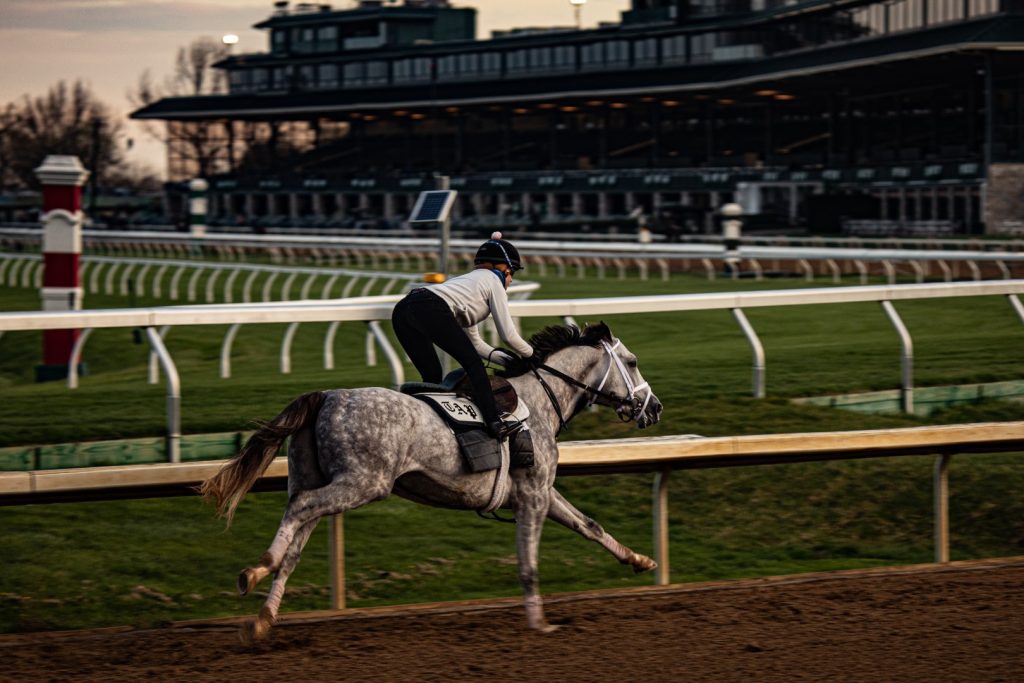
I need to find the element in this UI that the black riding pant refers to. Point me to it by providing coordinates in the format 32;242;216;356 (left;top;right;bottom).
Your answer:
391;288;500;425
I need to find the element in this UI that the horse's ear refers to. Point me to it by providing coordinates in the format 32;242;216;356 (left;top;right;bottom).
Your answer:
582;321;612;344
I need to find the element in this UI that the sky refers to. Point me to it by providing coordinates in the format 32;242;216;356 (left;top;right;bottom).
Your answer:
0;0;631;178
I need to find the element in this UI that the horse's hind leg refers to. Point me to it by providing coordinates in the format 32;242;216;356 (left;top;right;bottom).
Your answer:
262;472;391;574
547;487;657;574
238;424;326;598
242;517;320;643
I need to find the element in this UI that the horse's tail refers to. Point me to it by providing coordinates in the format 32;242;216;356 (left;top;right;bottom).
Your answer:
200;391;327;526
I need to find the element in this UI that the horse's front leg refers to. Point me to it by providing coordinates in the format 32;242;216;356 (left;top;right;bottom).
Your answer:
514;491;557;633
547;487;656;574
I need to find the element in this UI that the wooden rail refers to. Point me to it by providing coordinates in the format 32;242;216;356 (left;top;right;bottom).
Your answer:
2;423;1022;607
4;423;1019;504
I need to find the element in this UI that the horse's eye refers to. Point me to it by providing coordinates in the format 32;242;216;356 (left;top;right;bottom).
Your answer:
627;359;638;368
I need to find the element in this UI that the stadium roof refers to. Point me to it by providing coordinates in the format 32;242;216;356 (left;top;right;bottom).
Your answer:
132;15;1024;122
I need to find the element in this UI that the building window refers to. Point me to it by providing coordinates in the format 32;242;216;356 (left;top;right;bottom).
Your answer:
580;43;604;70
292;27;315;54
318;63;338;88
553;45;576;71
316;25;338;52
344;62;365;87
437;55;457;81
661;35;686;64
481;52;502;76
690;33;715;64
298;64;316;89
272;66;291;90
507;49;529;74
459;53;480;77
229;70;251;93
635;38;658;66
252;68;269;90
606;40;630;67
529;47;552;71
366;61;388;85
272;30;287;54
393;57;432;83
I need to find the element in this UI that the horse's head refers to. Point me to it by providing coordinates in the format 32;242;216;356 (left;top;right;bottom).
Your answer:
581;322;663;429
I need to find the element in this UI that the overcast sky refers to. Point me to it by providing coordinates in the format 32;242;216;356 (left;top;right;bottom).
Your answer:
0;0;631;178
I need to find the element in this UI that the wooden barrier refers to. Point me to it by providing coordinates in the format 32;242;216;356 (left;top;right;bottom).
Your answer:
2;422;1022;606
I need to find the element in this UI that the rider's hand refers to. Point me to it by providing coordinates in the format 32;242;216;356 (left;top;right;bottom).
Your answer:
489;348;516;366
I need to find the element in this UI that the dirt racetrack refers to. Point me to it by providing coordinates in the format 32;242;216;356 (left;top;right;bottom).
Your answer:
3;557;1023;682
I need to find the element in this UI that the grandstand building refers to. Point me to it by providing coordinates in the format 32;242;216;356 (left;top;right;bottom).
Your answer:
131;0;1024;236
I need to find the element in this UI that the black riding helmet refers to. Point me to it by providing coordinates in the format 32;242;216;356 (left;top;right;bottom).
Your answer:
474;231;522;272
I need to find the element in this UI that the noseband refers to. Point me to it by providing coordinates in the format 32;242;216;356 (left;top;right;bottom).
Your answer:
530;339;653;434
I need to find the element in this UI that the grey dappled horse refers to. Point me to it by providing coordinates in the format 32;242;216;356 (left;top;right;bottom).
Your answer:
201;322;663;640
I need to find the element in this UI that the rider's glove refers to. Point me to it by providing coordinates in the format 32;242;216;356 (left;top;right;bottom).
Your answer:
525;353;543;369
489;348;516;366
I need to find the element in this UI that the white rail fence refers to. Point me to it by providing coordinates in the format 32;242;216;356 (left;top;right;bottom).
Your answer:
0;253;424;303
2;281;1022;464
5;228;1024;283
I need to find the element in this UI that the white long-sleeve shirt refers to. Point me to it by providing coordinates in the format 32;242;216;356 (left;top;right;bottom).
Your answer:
427;268;534;359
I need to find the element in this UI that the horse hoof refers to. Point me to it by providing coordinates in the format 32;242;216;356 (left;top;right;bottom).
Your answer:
630;554;658;574
237;568;258;596
532;622;561;634
239;618;271;645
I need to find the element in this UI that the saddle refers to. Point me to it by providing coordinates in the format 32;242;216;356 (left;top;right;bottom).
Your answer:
401;369;534;473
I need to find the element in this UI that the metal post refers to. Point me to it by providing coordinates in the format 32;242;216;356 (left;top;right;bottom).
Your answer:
145;326;181;463
220;323;242;379
368;320;405;389
324;321;342;369
329;514;346;610
880;300;914;414
1010;294;1024;325
652;468;670;586
66;327;94;389
732;308;765;399
281;322;300;374
437;175;451;277
933;454;951;563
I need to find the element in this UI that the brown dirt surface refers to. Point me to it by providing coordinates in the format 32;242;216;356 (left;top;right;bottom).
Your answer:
3;557;1023;683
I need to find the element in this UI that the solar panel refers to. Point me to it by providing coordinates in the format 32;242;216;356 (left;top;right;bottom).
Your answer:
409;190;457;223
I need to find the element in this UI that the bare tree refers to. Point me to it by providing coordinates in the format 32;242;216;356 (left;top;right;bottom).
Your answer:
130;36;232;180
2;80;125;190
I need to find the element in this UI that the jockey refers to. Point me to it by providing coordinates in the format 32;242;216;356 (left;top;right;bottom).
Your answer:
392;232;537;441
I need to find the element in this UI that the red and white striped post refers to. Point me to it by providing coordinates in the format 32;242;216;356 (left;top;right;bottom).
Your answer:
35;155;89;382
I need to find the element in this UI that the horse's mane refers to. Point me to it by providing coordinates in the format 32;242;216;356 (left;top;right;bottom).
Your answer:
498;322;611;378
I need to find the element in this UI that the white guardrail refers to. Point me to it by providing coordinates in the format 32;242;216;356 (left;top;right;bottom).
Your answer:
1;281;1023;464
0;253;430;303
4;227;1024;283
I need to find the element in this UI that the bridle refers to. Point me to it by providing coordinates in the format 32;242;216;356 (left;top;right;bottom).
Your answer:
530;339;653;434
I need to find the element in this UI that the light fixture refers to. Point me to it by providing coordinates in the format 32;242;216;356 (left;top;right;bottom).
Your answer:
222;34;239;46
662;100;680;107
410;113;426;120
569;0;586;30
393;110;409;117
754;89;778;97
774;94;795;101
561;105;580;112
538;103;557;109
609;102;628;109
513;107;530;114
445;106;460;113
718;98;736;105
586;100;604;107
